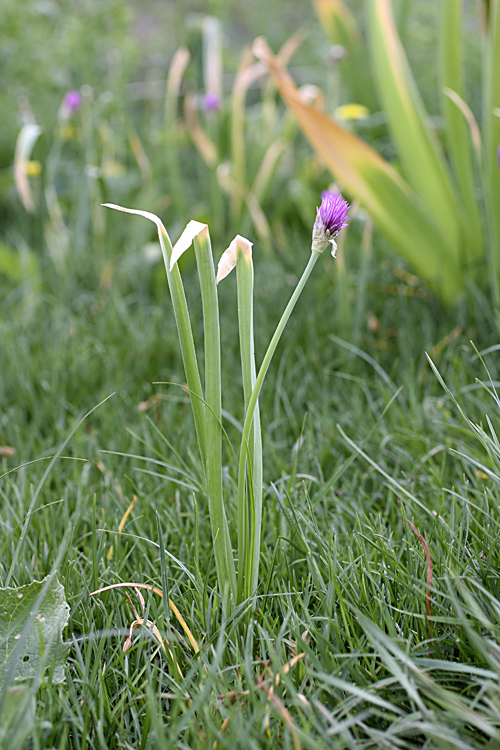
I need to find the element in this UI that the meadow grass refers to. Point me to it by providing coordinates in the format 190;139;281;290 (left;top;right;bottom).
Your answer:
2;1;500;747
2;219;500;747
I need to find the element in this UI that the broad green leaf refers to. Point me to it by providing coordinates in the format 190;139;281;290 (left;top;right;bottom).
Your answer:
253;37;463;304
367;0;461;257
440;0;484;265
0;575;70;685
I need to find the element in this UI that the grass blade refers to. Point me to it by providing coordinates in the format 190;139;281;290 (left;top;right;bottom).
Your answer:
235;239;263;600
194;227;237;600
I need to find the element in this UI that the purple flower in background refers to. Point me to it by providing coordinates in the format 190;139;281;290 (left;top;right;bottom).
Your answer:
311;191;350;256
63;90;82;112
497;144;500;167
202;91;221;113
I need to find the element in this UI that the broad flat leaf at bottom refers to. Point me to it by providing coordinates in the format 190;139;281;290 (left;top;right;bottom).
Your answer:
0;574;70;685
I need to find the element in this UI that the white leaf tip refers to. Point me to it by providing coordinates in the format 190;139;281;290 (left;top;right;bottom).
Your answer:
170;219;209;270
216;234;253;283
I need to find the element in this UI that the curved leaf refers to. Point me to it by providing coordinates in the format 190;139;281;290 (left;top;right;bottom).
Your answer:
367;0;461;257
253;38;463;304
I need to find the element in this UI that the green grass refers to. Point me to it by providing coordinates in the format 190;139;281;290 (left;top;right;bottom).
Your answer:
3;224;500;748
2;0;500;747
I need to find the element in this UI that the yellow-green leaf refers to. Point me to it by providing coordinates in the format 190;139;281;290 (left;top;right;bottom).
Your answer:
253;37;463;304
367;0;461;255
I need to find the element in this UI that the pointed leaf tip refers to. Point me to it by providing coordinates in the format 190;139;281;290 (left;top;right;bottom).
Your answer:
216;235;253;283
170;220;208;270
101;203;170;238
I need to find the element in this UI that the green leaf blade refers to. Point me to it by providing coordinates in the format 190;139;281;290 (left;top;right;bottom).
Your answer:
0;575;70;686
440;0;484;266
367;0;461;255
483;0;500;302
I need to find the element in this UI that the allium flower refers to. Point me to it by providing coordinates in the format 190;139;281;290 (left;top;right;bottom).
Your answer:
202;92;221;112
63;90;82;112
58;90;82;124
311;191;350;256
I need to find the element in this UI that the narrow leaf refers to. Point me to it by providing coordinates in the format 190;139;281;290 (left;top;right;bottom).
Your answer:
194;228;237;598
367;0;460;254
440;0;483;264
103;204;207;464
235;242;263;600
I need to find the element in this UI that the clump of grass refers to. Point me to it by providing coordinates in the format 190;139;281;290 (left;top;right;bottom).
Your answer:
4;226;500;747
3;1;500;746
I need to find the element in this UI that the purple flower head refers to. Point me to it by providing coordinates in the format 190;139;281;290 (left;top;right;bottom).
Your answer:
63;90;82;112
202;91;221;113
312;191;350;256
497;144;500;167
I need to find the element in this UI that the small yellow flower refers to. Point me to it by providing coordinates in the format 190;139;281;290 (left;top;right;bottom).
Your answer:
60;124;76;140
24;160;42;177
101;161;125;178
334;103;370;121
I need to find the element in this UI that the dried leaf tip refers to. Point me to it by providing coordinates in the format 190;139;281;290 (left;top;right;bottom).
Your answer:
216;235;253;284
170;220;208;270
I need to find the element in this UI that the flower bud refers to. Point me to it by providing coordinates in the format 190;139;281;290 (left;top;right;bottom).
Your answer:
311;191;350;256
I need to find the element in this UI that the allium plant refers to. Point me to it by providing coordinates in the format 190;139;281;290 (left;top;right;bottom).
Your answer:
104;192;348;605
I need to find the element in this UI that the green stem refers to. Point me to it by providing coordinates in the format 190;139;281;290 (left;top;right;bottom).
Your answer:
157;231;207;466
194;230;237;600
237;251;319;603
236;249;263;606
